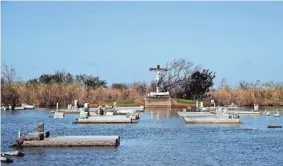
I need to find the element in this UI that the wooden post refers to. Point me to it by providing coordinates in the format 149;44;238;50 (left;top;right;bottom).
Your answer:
18;129;21;139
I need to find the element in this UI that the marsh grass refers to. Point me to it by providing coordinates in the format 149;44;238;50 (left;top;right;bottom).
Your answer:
207;89;283;106
3;83;283;108
8;83;143;107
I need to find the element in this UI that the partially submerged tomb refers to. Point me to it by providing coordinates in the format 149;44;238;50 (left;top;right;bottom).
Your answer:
11;123;120;147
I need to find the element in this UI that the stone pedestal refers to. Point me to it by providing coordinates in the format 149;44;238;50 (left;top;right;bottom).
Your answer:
145;96;171;108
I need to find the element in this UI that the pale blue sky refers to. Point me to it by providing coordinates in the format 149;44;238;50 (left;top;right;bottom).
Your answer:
2;2;283;87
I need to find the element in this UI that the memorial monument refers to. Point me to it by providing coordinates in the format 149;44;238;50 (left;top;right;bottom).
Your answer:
145;65;172;108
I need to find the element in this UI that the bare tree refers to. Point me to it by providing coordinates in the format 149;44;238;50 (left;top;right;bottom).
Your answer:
219;78;230;90
1;63;20;109
1;63;16;84
131;81;147;95
158;59;199;94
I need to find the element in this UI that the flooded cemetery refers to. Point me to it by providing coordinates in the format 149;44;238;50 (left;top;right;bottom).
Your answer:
1;65;283;166
2;2;283;165
1;106;283;166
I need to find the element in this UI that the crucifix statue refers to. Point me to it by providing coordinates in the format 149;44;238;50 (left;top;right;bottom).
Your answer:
149;65;167;93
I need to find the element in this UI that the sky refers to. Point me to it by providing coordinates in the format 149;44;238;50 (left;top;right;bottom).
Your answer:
2;2;283;87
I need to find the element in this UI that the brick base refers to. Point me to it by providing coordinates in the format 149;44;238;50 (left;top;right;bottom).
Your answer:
144;96;172;108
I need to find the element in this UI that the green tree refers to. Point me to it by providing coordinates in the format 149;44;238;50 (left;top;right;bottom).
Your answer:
112;83;128;90
75;74;107;90
182;69;215;100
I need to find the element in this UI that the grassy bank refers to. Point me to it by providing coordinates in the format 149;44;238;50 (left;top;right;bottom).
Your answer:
172;99;196;108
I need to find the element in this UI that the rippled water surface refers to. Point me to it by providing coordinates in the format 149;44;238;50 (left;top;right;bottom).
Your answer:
1;109;283;166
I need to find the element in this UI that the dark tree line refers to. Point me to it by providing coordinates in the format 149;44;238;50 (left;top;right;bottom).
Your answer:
27;71;107;90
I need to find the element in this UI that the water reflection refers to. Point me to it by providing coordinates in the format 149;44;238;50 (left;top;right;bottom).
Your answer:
145;107;173;120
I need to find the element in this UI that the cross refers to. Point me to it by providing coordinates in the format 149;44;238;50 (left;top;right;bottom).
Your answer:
149;65;167;93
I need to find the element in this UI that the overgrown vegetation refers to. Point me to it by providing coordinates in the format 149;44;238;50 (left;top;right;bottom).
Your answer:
208;80;283;106
1;60;283;109
155;59;215;100
1;64;20;109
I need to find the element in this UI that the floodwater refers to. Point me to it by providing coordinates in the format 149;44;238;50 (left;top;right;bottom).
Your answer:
1;108;283;166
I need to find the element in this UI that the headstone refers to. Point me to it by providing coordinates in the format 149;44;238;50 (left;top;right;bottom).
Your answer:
79;108;87;119
85;103;90;113
254;104;259;111
223;108;227;115
84;103;89;108
200;102;203;108
37;123;44;132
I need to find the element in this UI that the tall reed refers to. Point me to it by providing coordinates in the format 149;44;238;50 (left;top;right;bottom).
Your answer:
207;89;283;106
8;83;145;107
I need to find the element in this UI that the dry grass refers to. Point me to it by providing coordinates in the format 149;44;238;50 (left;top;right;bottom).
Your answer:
4;83;283;107
207;89;283;106
10;83;145;107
